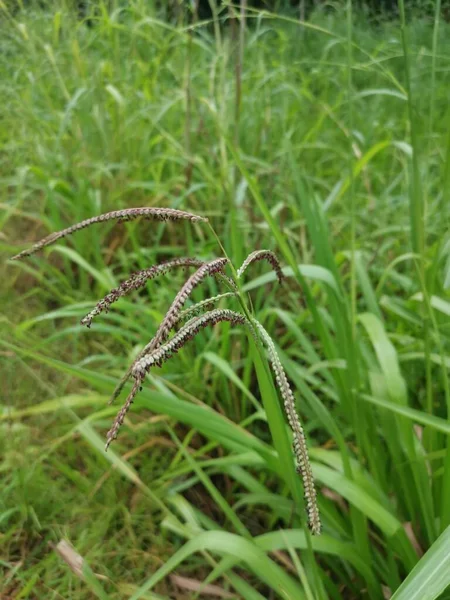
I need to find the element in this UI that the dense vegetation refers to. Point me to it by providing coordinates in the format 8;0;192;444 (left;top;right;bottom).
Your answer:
1;1;450;599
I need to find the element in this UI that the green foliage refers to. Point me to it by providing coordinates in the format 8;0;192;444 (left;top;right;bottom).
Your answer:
1;1;450;599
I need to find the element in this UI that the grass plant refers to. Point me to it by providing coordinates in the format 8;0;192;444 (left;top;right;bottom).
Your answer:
1;1;450;599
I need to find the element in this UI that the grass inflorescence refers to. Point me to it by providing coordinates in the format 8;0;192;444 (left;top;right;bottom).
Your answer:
12;207;320;534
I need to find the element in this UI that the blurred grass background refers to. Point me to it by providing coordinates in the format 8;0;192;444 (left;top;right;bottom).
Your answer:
1;1;450;598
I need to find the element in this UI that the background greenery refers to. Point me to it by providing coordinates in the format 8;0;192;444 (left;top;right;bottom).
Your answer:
1;1;450;598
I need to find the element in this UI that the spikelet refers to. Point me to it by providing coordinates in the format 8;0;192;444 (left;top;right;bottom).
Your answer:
11;207;207;261
237;250;284;284
253;318;321;535
80;257;205;328
215;272;238;292
105;309;246;449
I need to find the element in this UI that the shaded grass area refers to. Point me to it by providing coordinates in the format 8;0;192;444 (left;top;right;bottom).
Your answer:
1;2;450;599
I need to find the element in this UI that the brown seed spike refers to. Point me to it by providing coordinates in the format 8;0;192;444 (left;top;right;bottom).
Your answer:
11;207;207;261
108;257;230;404
237;250;284;284
80;257;205;328
147;257;230;350
106;309;247;449
105;378;142;451
133;309;247;377
252;318;321;535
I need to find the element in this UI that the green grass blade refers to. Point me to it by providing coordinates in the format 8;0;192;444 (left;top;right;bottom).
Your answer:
129;531;305;600
391;526;450;600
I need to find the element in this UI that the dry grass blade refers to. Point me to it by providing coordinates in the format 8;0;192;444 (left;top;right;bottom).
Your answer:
53;539;108;584
11;207;207;260
106;309;246;449
170;574;237;598
81;257;205;328
237;250;284;284
54;540;84;578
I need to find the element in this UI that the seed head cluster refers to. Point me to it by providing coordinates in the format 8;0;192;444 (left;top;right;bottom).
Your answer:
12;207;321;535
107;257;230;406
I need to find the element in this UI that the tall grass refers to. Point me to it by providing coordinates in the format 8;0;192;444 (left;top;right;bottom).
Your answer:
1;1;450;599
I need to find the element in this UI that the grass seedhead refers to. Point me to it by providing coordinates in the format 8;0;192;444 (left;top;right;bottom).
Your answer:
252;318;321;535
133;308;247;378
11;207;207;261
80;257;205;328
13;209;320;534
237;249;284;284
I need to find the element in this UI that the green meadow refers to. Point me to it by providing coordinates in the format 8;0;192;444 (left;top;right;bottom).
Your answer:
1;1;450;598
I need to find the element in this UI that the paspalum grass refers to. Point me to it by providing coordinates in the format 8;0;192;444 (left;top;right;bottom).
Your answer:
12;206;321;535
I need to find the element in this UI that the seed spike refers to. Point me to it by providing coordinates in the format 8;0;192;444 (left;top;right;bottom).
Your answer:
106;309;246;448
133;309;246;377
252;318;321;535
11;207;207;261
237;250;284;284
108;258;229;404
105;378;142;451
81;257;205;328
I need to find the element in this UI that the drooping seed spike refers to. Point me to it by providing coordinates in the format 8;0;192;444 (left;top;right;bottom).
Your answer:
148;258;230;348
80;257;205;327
11;207;207;261
133;309;247;377
252;318;321;535
237;250;284;284
105;378;142;451
108;258;229;404
106;309;248;448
